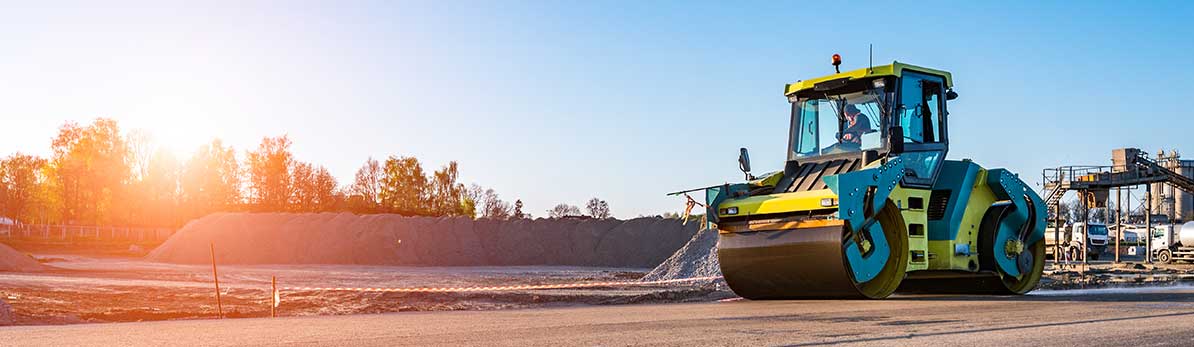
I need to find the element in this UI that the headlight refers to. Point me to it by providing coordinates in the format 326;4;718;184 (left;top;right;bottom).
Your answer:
787;94;798;103
722;207;739;215
820;198;837;207
872;79;885;89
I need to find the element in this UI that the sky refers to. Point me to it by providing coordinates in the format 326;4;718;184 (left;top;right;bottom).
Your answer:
1;1;1191;218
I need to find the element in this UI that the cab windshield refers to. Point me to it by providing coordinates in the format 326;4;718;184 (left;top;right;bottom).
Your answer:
1088;225;1108;236
790;84;889;158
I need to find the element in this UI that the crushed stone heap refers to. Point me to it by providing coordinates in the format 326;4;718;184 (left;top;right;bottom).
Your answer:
642;226;721;282
147;213;699;268
0;242;43;272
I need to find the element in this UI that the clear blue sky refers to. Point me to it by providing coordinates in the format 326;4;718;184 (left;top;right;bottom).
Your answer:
1;1;1191;217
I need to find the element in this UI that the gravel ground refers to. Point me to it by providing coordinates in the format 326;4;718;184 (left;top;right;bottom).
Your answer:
6;247;1194;326
0;255;729;325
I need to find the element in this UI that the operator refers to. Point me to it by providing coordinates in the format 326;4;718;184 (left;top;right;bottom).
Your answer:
840;104;873;145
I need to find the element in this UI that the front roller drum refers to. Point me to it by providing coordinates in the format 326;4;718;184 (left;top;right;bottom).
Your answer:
717;204;907;299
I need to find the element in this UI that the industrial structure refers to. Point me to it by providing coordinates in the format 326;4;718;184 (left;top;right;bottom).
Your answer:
1042;148;1194;263
1150;150;1194;222
676;57;1046;299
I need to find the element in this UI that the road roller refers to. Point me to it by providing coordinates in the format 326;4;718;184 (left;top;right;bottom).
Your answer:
685;57;1045;299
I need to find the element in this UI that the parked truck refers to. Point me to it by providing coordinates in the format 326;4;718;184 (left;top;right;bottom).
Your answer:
1151;222;1194;264
1045;222;1109;261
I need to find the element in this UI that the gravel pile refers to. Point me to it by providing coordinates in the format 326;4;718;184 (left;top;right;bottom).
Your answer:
642;226;722;282
0;242;42;272
146;213;698;268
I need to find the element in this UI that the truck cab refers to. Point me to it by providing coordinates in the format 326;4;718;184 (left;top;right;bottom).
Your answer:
1045;222;1109;260
1150;223;1194;263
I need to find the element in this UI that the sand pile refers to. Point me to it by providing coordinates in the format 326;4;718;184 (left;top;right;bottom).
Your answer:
147;213;699;268
642;226;721;282
0;242;43;272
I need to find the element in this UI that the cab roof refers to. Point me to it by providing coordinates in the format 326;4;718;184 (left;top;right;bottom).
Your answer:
784;61;953;96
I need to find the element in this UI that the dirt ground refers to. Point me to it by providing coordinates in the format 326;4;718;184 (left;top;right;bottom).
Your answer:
4;254;1194;326
1040;261;1194;290
0;255;730;325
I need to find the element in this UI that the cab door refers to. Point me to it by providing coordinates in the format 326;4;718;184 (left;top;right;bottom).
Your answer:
895;70;948;188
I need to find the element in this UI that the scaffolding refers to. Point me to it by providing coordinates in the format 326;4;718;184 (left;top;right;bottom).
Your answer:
1042;148;1194;265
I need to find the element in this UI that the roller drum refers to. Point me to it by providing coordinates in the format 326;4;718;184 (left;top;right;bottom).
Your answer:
718;225;861;298
716;204;907;299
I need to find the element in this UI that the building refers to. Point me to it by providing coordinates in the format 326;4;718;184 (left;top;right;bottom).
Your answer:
1150;150;1194;222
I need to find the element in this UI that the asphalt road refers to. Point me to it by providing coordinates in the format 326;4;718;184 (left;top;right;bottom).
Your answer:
5;286;1194;346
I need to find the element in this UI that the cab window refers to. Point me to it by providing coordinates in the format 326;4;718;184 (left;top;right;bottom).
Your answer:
898;71;945;144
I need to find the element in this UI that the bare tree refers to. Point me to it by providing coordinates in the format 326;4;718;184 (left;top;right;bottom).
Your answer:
547;203;581;218
480;189;511;219
464;184;484;206
126;129;155;181
349;157;383;208
585;197;611;219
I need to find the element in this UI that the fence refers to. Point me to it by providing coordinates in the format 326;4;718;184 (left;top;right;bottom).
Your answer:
0;223;175;244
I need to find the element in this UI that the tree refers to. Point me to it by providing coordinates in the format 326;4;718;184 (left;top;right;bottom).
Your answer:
585;197;611;219
288;162;339;212
246;135;294;211
513;199;525;219
380;156;428;216
311;166;339;212
349;157;383;212
182;139;242;218
428;162;465;216
480;189;511;219
0;154;48;224
126;129;154;181
547;203;581;218
1065;199;1087;224
141;149;181;226
464;184;484;206
1051;199;1074;223
290;161;316;211
458;197;476;218
50;118;129;225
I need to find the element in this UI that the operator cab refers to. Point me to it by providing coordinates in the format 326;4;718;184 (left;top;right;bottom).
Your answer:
780;62;956;191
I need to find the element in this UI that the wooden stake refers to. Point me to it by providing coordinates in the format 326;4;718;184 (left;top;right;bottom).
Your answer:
271;276;277;318
211;242;223;319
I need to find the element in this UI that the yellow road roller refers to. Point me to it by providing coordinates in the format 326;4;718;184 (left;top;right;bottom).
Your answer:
678;57;1045;299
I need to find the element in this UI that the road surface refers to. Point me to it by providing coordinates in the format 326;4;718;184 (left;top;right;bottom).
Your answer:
5;286;1194;346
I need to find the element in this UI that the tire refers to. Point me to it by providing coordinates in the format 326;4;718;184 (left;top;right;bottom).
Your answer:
1157;249;1172;264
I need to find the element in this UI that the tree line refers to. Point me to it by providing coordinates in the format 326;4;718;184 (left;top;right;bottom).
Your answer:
0;118;567;227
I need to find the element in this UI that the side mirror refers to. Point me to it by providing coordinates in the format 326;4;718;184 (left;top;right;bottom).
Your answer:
946;89;959;100
738;147;753;180
887;126;905;153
